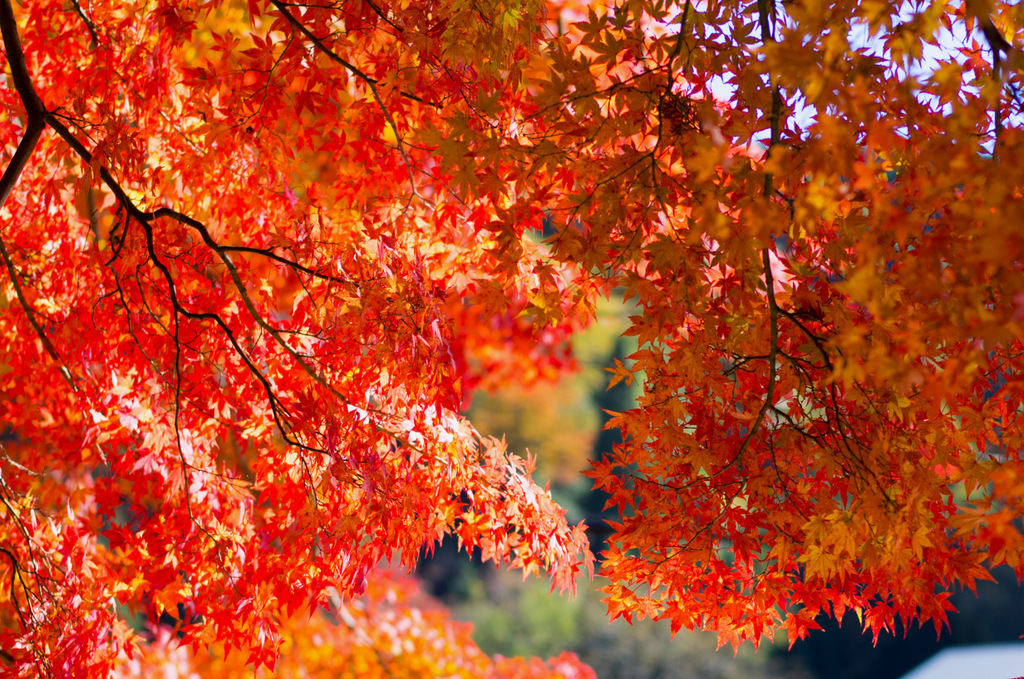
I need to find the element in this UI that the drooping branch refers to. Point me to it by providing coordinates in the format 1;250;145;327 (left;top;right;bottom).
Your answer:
45;113;386;432
0;547;28;631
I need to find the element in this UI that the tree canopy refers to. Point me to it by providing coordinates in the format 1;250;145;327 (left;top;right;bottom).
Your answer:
1;0;1024;674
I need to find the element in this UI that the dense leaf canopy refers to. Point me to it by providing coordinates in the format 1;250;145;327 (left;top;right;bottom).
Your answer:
1;0;1024;674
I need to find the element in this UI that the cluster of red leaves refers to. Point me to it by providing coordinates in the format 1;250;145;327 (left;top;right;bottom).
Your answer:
0;0;591;673
112;569;594;679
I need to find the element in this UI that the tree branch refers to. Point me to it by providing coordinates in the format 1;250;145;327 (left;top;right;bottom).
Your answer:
0;0;77;389
0;0;44;120
3;50;360;459
48;99;413;460
0;547;28;631
728;0;785;463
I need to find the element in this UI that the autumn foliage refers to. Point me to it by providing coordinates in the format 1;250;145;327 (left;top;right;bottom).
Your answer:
111;569;595;678
2;0;1024;674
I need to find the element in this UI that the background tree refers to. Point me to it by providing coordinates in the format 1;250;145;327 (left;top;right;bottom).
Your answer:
2;0;1024;675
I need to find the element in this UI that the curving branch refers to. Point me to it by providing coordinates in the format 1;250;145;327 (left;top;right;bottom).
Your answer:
0;0;77;389
0;547;28;631
68;0;100;47
43;114;384;442
0;0;44;122
666;0;692;86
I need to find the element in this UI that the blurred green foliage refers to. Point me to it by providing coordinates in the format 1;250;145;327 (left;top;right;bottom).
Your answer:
453;571;809;679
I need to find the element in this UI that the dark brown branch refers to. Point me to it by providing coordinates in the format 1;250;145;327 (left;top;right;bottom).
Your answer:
756;0;776;43
0;0;78;389
218;245;345;281
666;0;692;85
363;0;404;35
727;0;785;463
69;0;100;48
757;0;783;195
149;208;348;283
0;547;28;630
0;97;43;208
47;117;349;285
45;116;147;220
980;15;1012;55
732;249;780;463
778;308;832;369
979;18;1010;158
46;114;353;458
0;241;74;387
0;0;45;214
0;0;44;119
3;0;424;478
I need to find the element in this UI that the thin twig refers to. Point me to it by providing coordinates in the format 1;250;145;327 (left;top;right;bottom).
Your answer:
728;0;785;462
69;0;100;47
